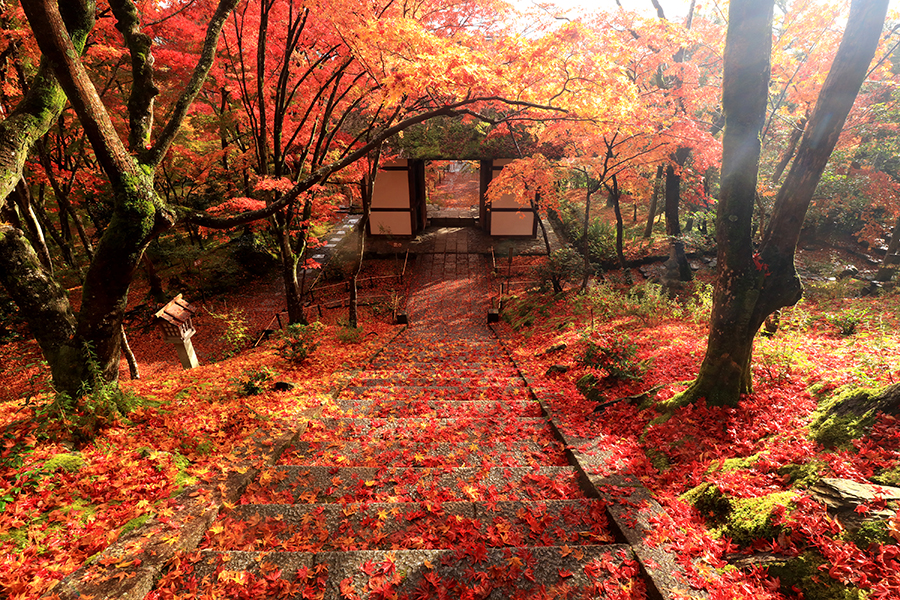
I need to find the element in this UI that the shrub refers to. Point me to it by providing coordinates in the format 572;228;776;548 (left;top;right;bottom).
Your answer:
278;322;323;363
624;281;681;324
825;308;867;336
685;281;714;324
577;332;650;381
556;197;617;264
208;306;251;358
537;247;587;292
337;325;364;344
231;367;275;396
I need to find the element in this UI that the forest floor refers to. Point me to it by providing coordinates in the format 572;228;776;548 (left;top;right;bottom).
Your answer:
1;197;899;599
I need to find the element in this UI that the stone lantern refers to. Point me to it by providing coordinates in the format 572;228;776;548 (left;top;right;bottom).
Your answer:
154;294;199;369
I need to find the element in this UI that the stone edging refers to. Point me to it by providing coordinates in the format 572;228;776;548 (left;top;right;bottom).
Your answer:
490;323;707;600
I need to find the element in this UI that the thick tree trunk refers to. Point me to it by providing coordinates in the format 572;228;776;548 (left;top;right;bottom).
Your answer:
11;0;237;398
682;0;888;408
0;225;86;391
678;0;775;407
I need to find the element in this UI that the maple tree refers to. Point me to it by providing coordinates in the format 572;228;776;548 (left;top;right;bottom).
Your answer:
678;0;890;407
485;10;721;290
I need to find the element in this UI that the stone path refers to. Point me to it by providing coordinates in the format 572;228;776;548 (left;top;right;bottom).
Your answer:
169;251;647;597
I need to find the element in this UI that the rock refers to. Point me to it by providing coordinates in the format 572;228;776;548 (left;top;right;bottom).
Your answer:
839;265;859;279
861;281;882;296
709;258;717;268
274;381;297;391
539;343;567;356
809;477;900;530
689;261;701;271
545;364;570;376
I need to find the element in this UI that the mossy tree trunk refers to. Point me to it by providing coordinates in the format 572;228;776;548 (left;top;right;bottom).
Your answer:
0;0;238;399
681;0;889;407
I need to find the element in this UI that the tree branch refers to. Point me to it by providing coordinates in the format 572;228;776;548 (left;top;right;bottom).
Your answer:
187;97;566;229
143;0;241;168
0;0;95;199
109;0;159;152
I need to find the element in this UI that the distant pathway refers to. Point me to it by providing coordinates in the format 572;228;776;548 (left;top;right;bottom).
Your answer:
168;251;645;597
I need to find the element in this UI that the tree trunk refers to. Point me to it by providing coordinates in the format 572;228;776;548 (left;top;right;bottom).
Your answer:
12;180;54;273
9;0;238;399
681;0;888;408
278;221;306;324
120;324;139;379
580;184;595;292
875;212;900;282
665;150;692;282
608;178;630;280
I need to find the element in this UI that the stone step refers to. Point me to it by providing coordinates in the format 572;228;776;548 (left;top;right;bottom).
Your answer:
241;466;585;504
277;439;569;468
333;398;544;419
203;499;614;553
172;544;640;598
345;378;528;390
300;417;550;442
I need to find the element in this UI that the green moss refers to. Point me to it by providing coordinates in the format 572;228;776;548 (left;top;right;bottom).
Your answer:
777;460;826;489
681;483;732;526
43;452;85;473
118;512;153;540
707;454;761;474
872;465;900;487
846;520;895;550
767;552;869;600
645;448;672;473
809;386;881;449
714;492;797;547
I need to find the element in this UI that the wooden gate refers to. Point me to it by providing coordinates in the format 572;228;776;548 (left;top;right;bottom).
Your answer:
483;159;537;237
367;159;426;236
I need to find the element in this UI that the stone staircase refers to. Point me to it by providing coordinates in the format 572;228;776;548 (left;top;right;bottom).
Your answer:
165;253;647;598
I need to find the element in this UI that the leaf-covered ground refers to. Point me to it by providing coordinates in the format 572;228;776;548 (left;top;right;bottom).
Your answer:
0;262;401;600
1;247;899;599
496;259;900;599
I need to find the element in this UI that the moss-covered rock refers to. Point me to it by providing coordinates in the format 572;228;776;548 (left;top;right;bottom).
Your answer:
872;465;900;487
766;551;869;600
43;452;85;473
714;492;797;547
645;448;672;473
707;454;762;473
684;484;796;547
777;460;827;489
681;482;732;526
809;384;900;449
576;373;603;403
118;512;153;540
845;519;895;550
